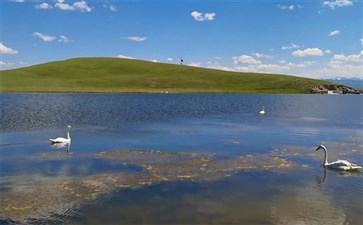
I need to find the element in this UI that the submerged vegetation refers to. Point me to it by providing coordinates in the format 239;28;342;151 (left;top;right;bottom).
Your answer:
1;149;295;223
0;57;335;93
1;138;361;224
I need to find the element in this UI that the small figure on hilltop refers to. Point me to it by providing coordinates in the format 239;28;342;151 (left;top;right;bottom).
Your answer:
180;57;184;65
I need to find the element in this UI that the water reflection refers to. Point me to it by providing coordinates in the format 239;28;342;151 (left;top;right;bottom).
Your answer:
315;167;327;186
270;183;346;225
51;142;71;153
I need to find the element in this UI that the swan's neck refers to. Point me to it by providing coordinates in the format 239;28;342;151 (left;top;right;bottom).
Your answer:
67;129;71;140
322;147;328;165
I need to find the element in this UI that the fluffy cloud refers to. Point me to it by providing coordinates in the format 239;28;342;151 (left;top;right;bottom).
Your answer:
323;0;353;9
73;1;92;12
0;43;19;54
191;11;216;21
117;54;135;59
292;48;324;57
124;36;147;42
188;62;202;67
232;55;262;65
281;43;300;50
360;38;363;45
285;61;314;68
33;32;70;43
35;3;52;9
234;64;290;73
252;53;273;59
103;2;117;12
58;35;70;43
167;58;173;61
33;32;56;42
300;51;363;78
277;4;302;10
54;0;92;12
110;5;117;12
329;51;363;65
328;29;341;36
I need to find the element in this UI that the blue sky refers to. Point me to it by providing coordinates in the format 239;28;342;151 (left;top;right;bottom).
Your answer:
1;0;362;79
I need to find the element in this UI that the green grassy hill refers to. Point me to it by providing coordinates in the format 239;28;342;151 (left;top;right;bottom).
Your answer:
0;57;334;93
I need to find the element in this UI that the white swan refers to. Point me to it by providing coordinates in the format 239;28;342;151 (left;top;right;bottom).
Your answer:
50;125;71;144
259;107;265;114
315;145;361;171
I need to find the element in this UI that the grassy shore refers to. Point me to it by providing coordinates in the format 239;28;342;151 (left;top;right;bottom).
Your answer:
0;57;334;93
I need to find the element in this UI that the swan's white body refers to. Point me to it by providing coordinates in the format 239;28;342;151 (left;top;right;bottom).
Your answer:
316;145;361;171
50;125;71;144
259;107;265;114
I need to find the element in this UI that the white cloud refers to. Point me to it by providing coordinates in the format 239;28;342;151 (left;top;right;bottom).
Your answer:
232;55;262;65
103;2;117;12
73;1;92;12
277;4;295;10
330;51;363;64
33;32;56;42
281;43;300;50
116;54;135;59
55;0;74;11
167;58;173;61
151;59;158;63
207;65;235;72
58;35;70;43
0;61;15;67
35;3;52;9
292;48;324;57
252;53;273;59
298;51;363;79
325;49;333;54
323;0;353;9
360;38;363;45
110;5;117;12
123;36;147;42
191;11;216;21
55;0;92;12
188;62;202;67
328;29;341;36
33;32;70;43
0;43;19;54
286;61;314;68
234;64;290;73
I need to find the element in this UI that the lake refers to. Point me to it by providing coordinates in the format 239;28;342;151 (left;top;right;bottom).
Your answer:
0;94;362;224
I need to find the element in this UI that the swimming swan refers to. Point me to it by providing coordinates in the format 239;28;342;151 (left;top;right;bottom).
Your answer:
259;107;265;114
50;125;71;144
315;145;361;171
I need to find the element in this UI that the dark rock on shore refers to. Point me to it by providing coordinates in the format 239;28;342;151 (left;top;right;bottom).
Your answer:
310;84;363;94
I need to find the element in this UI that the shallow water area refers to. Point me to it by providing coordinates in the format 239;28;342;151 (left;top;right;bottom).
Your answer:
0;94;362;224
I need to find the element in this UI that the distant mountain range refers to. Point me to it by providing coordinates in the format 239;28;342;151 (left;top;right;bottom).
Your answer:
325;77;363;89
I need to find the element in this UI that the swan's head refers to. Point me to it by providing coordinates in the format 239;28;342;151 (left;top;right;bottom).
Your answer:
316;145;326;151
67;125;72;129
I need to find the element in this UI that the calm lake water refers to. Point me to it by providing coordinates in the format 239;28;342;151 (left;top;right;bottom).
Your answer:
0;94;362;224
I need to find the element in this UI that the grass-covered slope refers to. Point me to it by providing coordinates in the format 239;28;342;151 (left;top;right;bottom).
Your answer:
0;57;333;93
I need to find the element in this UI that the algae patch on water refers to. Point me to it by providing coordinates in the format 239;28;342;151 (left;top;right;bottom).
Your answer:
0;149;295;223
271;139;363;170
